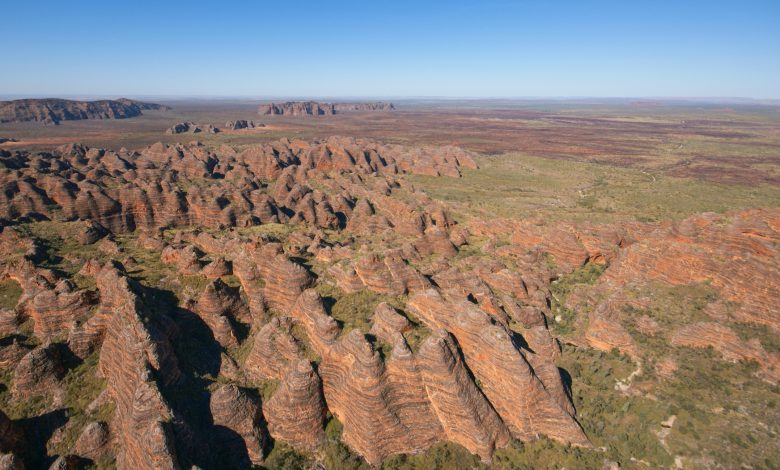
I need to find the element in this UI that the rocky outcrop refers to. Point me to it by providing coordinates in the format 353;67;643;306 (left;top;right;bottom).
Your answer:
351;253;430;296
469;219;632;273
0;98;168;125
201;257;231;278
11;343;66;399
263;360;326;450
583;298;638;359
0;138;474;232
257;254;313;313
195;279;249;348
0;137;474;230
417;330;511;461
95;263;180;469
73;421;111;462
75;221;108;245
318;330;443;464
244;317;302;381
209;384;268;467
281;291;445;464
224;120;260;130
26;281;96;342
370;302;410;344
259;101;394;116
407;289;589;447
260;101;335;116
165;122;219;134
161;245;203;275
2;119;774;470
591;209;780;331
333;102;396;112
288;290;339;354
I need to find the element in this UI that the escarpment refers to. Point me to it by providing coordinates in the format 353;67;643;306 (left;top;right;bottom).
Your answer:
0;98;168;125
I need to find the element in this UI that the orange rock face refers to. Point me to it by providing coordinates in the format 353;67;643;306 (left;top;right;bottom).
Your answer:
597;209;780;331
11;343;66;399
583;298;639;359
417;330;511;461
244;317;302;382
195;279;249;348
407;289;589;447
263;360;327;450
548;209;780;390
318;330;443;464
209;384;268;466
0;137;474;234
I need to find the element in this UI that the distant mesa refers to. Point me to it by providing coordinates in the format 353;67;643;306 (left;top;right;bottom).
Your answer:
166;121;220;135
0;97;170;125
225;119;264;130
259;101;395;116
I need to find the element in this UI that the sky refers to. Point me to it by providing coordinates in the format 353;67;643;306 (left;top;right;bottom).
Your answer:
1;0;779;99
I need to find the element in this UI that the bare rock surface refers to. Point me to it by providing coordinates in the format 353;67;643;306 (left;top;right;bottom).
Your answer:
209;384;267;467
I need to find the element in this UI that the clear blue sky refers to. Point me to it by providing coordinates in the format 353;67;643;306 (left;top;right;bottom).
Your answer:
2;0;778;98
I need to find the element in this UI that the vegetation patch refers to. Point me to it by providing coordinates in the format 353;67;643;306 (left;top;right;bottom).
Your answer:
407;152;780;224
49;352;113;456
258;379;280;402
315;284;406;339
14;221;108;276
237;223;296;242
0;279;23;310
549;262;606;336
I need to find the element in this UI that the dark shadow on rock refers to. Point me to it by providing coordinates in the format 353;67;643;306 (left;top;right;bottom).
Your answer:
170;306;222;377
231;316;251;344
510;331;534;354
319;295;337;317
211;425;253;469
558;367;575;409
335;211;347;230
50;342;83;372
17;408;68;469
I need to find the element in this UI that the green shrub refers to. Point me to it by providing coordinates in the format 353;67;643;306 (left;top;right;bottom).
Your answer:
0;279;22;310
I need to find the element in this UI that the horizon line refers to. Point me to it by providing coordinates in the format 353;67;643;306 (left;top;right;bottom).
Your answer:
2;94;780;104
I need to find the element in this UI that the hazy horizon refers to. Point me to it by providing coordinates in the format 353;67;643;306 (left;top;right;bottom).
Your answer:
2;0;779;99
2;95;779;105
